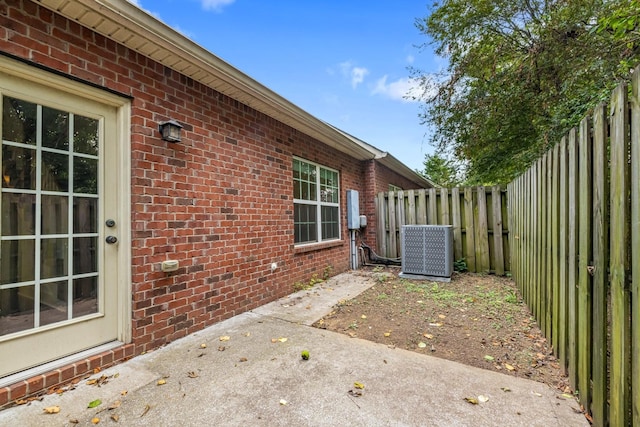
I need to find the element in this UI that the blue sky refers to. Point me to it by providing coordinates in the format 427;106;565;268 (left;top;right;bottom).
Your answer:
130;0;441;172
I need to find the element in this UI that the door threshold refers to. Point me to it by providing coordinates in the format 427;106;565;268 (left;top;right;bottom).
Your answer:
0;341;123;389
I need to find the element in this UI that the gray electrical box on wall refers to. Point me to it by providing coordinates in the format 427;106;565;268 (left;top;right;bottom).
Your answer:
346;190;360;229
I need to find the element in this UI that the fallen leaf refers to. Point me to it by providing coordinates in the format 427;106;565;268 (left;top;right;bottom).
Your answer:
348;389;363;397
200;343;207;349
424;333;434;339
219;336;230;342
484;355;495;361
531;391;542;397
561;393;574;399
418;342;427;348
271;338;278;343
438;314;446;319
69;419;79;424
361;315;367;319
429;322;443;327
187;371;198;378
218;346;226;351
93;367;101;374
120;391;128;396
478;395;489;403
245;332;251;337
91;417;100;424
501;387;511;392
110;415;119;422
505;363;516;371
108;401;121;410
278;337;288;343
353;382;365;389
157;379;166;386
88;399;102;409
348;332;357;338
43;406;60;414
464;397;478;405
417;300;423;304
279;399;287;405
239;357;248;362
383;332;391;337
86;379;98;385
140;404;151;417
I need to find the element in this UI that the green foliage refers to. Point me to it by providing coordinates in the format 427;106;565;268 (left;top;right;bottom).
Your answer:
301;350;310;360
418;153;462;187
453;258;468;272
414;0;640;184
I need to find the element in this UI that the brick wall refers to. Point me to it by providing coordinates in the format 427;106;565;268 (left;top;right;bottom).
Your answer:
0;0;364;406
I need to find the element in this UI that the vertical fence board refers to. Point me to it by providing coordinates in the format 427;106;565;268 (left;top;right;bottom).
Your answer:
452;187;463;261
464;187;477;272
417;189;427;224
577;116;593;409
609;83;631;427
475;187;490;273
538;157;547;333
376;192;388;257
428;188;438;224
545;150;553;340
591;104;609;427
388;191;397;258
396;190;406;232
567;128;579;389
407;190;416;225
491;186;505;275
631;64;640;426
551;143;561;357
440;188;450;225
559;137;569;373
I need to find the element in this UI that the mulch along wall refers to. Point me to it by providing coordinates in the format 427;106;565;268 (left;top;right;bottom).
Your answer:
0;0;421;407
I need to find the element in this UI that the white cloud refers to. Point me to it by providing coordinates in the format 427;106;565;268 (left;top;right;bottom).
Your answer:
337;61;369;89
200;0;235;12
372;76;425;102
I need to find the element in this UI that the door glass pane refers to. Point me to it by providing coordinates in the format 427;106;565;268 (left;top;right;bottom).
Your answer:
0;286;35;335
2;96;36;145
73;276;97;317
73;197;97;233
73;115;99;156
73;157;98;194
0;239;35;285
2;145;36;190
73;237;97;275
41;238;68;279
2;193;35;235
41;195;68;235
42;106;69;151
40;281;68;326
42;151;69;192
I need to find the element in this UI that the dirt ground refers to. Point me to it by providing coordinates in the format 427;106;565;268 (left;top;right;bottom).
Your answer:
314;266;570;392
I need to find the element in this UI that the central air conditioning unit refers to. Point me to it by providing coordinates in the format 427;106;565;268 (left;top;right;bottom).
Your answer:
400;225;453;281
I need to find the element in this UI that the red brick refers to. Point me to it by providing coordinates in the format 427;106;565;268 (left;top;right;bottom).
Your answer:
0;387;9;408
25;376;44;394
43;370;60;388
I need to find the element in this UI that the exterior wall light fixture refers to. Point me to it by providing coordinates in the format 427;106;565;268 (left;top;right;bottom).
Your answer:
158;119;183;143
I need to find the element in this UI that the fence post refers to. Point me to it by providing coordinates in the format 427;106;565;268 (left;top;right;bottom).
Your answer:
630;63;640;427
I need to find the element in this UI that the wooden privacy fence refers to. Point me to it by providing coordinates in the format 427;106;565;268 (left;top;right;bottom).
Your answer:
374;187;509;274
508;69;640;426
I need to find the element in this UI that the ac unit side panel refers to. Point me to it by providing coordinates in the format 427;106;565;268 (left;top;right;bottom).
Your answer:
401;225;453;277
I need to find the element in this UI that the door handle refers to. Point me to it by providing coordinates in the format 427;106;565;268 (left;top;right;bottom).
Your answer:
106;236;118;244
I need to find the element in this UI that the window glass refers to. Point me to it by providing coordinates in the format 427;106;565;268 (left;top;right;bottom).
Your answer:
293;158;340;244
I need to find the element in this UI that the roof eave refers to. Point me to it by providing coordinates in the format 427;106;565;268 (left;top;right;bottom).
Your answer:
36;0;375;160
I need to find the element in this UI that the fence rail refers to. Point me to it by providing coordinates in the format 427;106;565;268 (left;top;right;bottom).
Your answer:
508;67;640;426
374;187;509;274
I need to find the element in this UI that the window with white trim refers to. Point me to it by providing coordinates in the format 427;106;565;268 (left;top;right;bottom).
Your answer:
293;158;340;245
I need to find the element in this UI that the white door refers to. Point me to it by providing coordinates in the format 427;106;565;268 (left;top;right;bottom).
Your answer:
0;69;123;377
